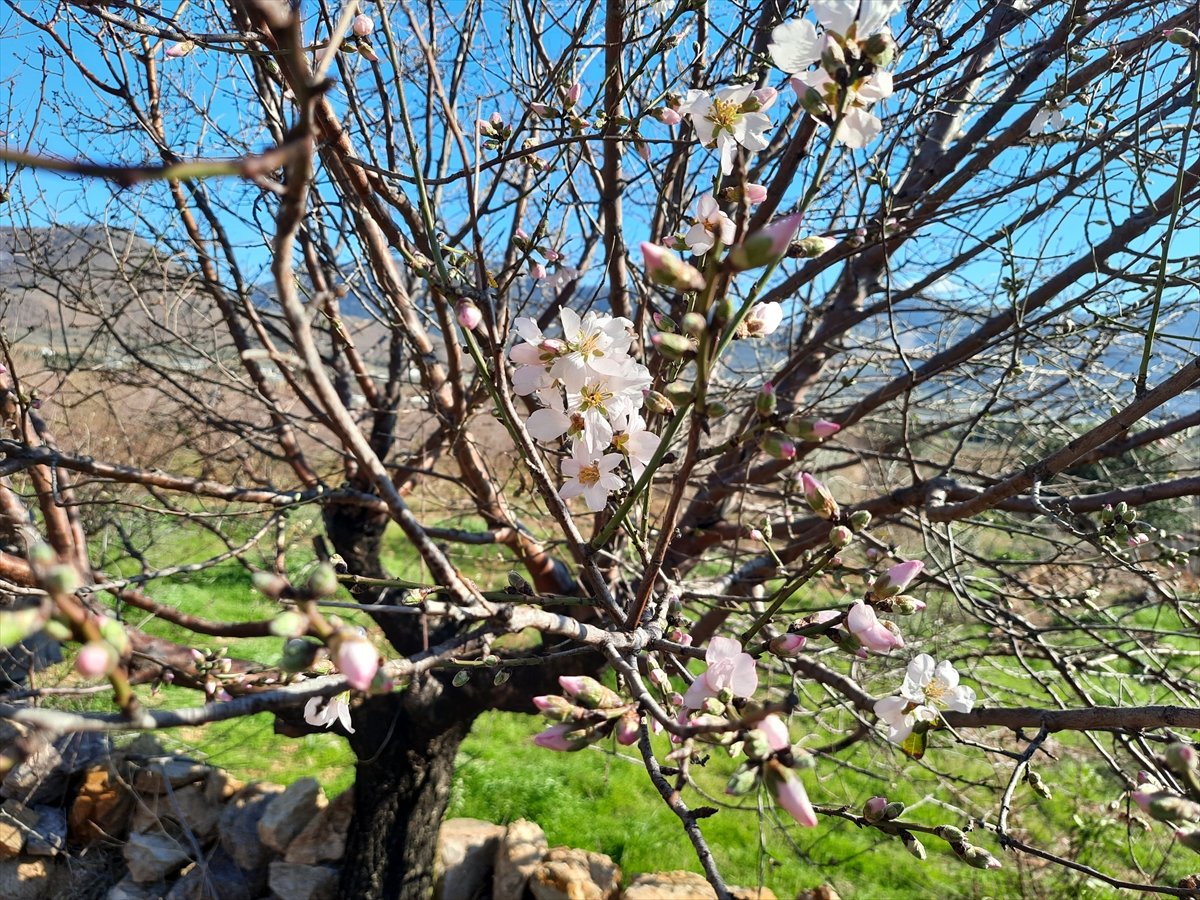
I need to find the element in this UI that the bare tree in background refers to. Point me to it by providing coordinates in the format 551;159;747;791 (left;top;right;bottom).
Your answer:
1;0;1198;897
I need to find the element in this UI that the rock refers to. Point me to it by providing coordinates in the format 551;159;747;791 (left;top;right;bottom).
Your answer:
108;877;169;900
622;871;717;898
132;758;210;794
218;782;284;871
0;743;60;805
120;734;165;759
123;830;191;883
203;768;243;805
24;805;66;856
436;817;505;900
0;798;41;830
165;846;266;900
729;887;776;899
268;861;339;900
258;778;325;854
0;857;62;900
795;888;840;900
530;847;621;900
0;799;39;856
0;821;23;858
494;818;548;899
2;732;109;805
131;783;222;843
284;788;354;866
69;764;133;844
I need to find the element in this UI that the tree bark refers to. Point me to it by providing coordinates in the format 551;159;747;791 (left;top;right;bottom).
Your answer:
340;686;477;899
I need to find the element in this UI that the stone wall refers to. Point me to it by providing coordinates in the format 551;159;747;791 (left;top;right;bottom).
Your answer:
0;729;798;899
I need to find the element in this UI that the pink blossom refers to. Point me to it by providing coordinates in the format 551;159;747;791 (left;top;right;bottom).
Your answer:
1127;533;1149;547
336;636;380;691
847;602;904;654
165;41;195;59
875;560;923;597
812;419;840;439
531;262;547;280
565;82;582;106
654;107;682;125
681;636;758;710
530;102;552;118
351;14;374;36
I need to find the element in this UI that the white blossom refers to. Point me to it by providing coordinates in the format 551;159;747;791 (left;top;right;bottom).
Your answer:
684;193;736;255
873;654;975;744
304;692;355;733
559;444;625;512
678;86;774;175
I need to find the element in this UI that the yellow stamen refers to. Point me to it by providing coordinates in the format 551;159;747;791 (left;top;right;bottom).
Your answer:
578;462;601;486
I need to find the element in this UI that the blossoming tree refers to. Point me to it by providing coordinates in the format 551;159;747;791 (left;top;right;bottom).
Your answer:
1;0;1198;896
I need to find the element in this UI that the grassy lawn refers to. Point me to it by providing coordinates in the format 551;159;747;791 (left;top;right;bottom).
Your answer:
44;511;1190;898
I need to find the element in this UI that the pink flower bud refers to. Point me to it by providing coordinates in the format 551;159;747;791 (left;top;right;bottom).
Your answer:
165;41;194;59
76;641;116;678
615;711;640;745
800;472;839;519
351;14;374;36
565;82;582;106
1127;533;1149;547
744;183;768;204
768;761;817;827
640;242;705;291
531;262;547;280
829;525;852;548
744;302;784;336
728;214;804;271
637;141;651;162
456;301;482;330
769;633;806;656
654;107;682;125
336;636;380;691
530;102;552;118
875;560;923;598
863;796;889;822
749;87;778;110
749;528;765;543
756;715;791;752
490;111;504;126
533;722;578;751
760;431;797;461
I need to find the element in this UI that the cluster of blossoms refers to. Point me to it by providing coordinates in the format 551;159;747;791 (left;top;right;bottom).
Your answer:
510;309;659;512
769;0;899;148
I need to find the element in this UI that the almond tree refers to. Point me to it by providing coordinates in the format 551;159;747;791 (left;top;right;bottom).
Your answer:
1;1;1198;897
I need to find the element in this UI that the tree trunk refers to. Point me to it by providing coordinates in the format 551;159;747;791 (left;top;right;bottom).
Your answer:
340;687;479;899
